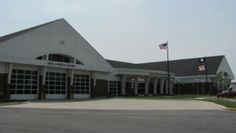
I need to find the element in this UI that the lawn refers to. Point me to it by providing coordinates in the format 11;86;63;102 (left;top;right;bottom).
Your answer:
118;95;236;109
118;95;211;100
203;98;236;108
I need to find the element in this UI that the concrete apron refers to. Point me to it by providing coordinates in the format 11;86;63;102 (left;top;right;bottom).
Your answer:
1;98;225;110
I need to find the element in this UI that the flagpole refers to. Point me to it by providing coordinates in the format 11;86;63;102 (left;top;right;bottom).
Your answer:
159;41;170;95
205;56;208;95
167;41;170;95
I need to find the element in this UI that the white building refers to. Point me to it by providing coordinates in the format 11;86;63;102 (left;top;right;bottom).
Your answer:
0;19;173;100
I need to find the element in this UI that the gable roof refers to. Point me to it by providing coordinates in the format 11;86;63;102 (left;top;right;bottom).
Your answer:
0;18;63;43
107;55;225;76
106;60;137;69
0;19;113;72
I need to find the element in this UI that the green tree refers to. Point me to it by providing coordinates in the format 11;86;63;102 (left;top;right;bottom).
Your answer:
213;72;231;91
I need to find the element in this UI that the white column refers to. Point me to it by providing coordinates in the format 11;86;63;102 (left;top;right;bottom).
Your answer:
40;66;47;100
169;79;174;95
165;78;169;95
121;75;126;95
70;70;74;95
7;63;12;84
42;66;47;85
91;72;96;86
131;77;134;89
70;70;74;86
160;78;164;95
153;77;158;95
107;75;110;95
134;76;138;95
145;76;150;95
116;81;119;96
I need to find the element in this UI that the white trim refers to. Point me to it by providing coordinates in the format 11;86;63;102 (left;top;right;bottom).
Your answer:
74;70;90;75
12;63;39;71
0;57;112;73
73;94;90;99
113;68;174;77
176;75;215;79
175;75;215;83
10;94;38;100
46;67;67;73
46;94;66;99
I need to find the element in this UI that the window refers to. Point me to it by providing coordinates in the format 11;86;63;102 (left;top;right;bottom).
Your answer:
109;81;121;96
76;59;83;65
36;55;47;60
49;54;72;63
36;54;84;65
73;74;90;94
45;72;66;94
11;69;38;94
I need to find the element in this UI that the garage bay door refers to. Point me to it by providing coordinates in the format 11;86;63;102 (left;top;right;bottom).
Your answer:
45;72;67;99
73;74;90;99
10;69;38;100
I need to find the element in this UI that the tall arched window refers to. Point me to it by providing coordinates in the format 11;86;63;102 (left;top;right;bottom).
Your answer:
48;54;73;63
36;54;83;65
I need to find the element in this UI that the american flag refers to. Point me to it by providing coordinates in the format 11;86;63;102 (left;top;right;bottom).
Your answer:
159;42;168;50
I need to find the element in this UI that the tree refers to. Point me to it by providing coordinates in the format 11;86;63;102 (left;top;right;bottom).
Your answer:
213;72;231;91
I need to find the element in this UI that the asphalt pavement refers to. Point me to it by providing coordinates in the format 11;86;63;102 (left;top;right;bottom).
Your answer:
0;108;235;133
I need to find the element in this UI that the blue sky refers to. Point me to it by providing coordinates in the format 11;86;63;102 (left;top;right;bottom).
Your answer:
1;0;236;78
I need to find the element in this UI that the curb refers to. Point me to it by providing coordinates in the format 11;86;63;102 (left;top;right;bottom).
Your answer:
0;101;30;106
226;108;236;112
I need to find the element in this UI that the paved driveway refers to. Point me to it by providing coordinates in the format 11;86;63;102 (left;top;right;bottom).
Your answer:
2;98;225;110
1;99;234;133
0;108;235;133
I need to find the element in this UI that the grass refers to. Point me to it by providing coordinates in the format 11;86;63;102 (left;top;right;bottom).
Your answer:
117;95;236;109
203;98;236;108
117;95;212;100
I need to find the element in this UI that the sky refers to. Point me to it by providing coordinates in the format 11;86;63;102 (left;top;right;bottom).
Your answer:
0;0;236;78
